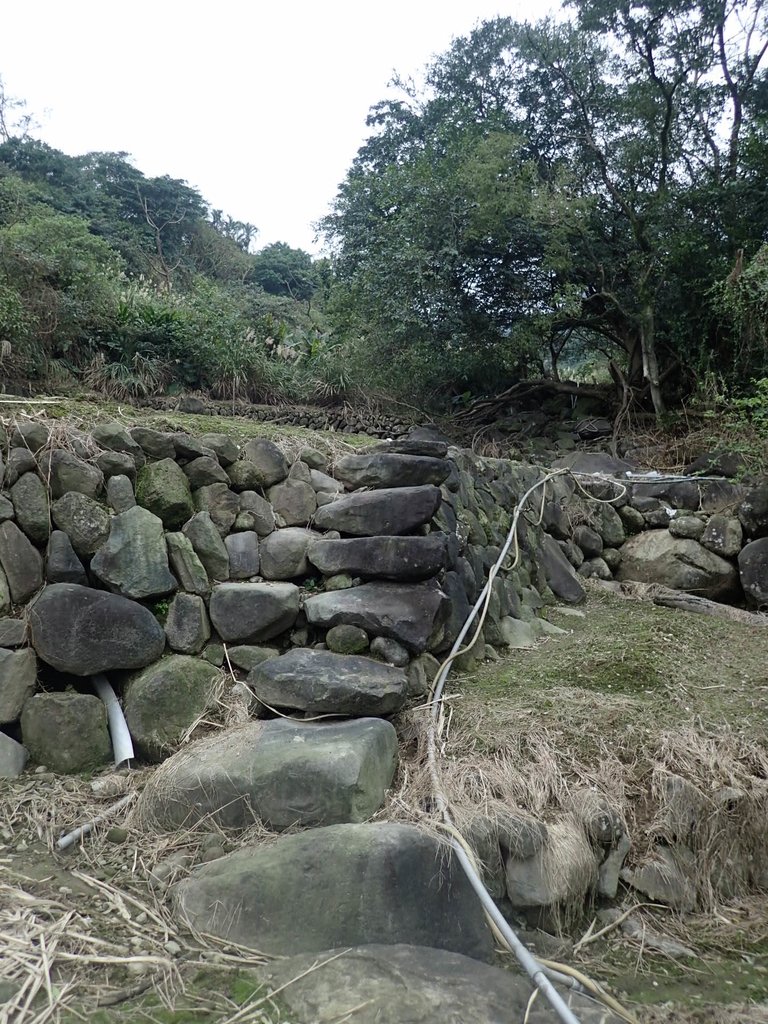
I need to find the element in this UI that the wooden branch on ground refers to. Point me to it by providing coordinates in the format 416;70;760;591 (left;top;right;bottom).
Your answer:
454;379;611;425
600;580;768;626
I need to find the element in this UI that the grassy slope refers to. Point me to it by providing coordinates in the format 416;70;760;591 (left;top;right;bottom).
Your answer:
440;583;768;1019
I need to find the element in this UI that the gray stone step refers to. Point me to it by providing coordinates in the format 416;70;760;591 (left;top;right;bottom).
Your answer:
173;822;493;960
248;648;408;716
134;717;397;831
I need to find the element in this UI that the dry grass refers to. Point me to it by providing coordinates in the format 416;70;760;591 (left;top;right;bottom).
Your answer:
0;765;292;1023
1;397;377;464
383;581;768;907
0;676;298;1023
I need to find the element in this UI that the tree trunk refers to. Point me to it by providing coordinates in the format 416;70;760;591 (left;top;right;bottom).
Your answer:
639;303;665;417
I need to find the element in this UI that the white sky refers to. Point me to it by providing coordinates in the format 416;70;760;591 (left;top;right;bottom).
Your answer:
0;1;560;255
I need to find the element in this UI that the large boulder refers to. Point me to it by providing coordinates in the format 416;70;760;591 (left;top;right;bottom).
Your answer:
10;472;50;545
11;420;49;452
224;531;260;579
135;459;194;530
124;656;221;762
21;692;111;774
616;530;739;599
44;531;88;586
165;593;211;654
38;449;103;500
700;514;743;558
631;477;746;514
0;732;27;778
209;582;300;642
29;584;165;675
171;433;216;462
0;521;44;604
51;493;111;558
96;450;136;482
267;478;317;526
248;648;408;716
227;461;264;492
259;944;610;1024
333;453;451;490
106;474;136;513
165;532;210;596
173;822;492;960
193;483;239;536
129;427;176;461
183;457;229;489
198;433;239;466
738;538;768;609
595;503;626;548
182;512;230;580
259;528;319;579
240;439;289;487
134;718;398;830
739;482;768;539
237;491;275;536
92;422;146;467
313;486;442;536
99;456;137;487
5;448;36;487
91;506;177;600
308;534;448;581
304;581;447;653
0;648;37;723
684;449;747;479
0;618;28;647
538;535;586;604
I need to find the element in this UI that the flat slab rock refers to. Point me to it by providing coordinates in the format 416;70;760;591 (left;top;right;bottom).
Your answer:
304;580;447;653
133;717;397;831
260;944;621;1024
248;648;408;716
313;485;442;536
173;822;493;960
308;534;448;581
333;452;451;489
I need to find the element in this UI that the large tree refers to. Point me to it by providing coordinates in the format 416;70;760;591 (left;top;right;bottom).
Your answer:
324;1;768;411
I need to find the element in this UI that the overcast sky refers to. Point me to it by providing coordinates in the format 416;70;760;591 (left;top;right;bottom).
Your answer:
0;1;560;254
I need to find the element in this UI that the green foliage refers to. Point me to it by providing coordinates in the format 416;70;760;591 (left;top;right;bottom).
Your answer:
0;130;330;400
708;246;768;385
323;2;768;410
731;378;768;435
0;205;120;375
250;242;318;302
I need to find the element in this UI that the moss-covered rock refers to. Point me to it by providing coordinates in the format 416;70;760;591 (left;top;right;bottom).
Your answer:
136;459;194;530
124;655;221;762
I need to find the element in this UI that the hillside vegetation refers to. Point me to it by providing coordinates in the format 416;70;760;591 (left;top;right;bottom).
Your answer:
2;0;768;426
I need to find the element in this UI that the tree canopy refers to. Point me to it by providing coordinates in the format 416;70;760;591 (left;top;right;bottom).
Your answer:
323;0;768;411
0;130;326;399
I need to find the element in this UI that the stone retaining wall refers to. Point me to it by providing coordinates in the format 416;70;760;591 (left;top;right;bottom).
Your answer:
136;394;418;439
0;420;579;778
1;418;766;932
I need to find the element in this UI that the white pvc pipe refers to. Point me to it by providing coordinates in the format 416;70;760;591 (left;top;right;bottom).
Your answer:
427;468;629;1024
92;674;134;769
56;792;135;851
451;840;583;1024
